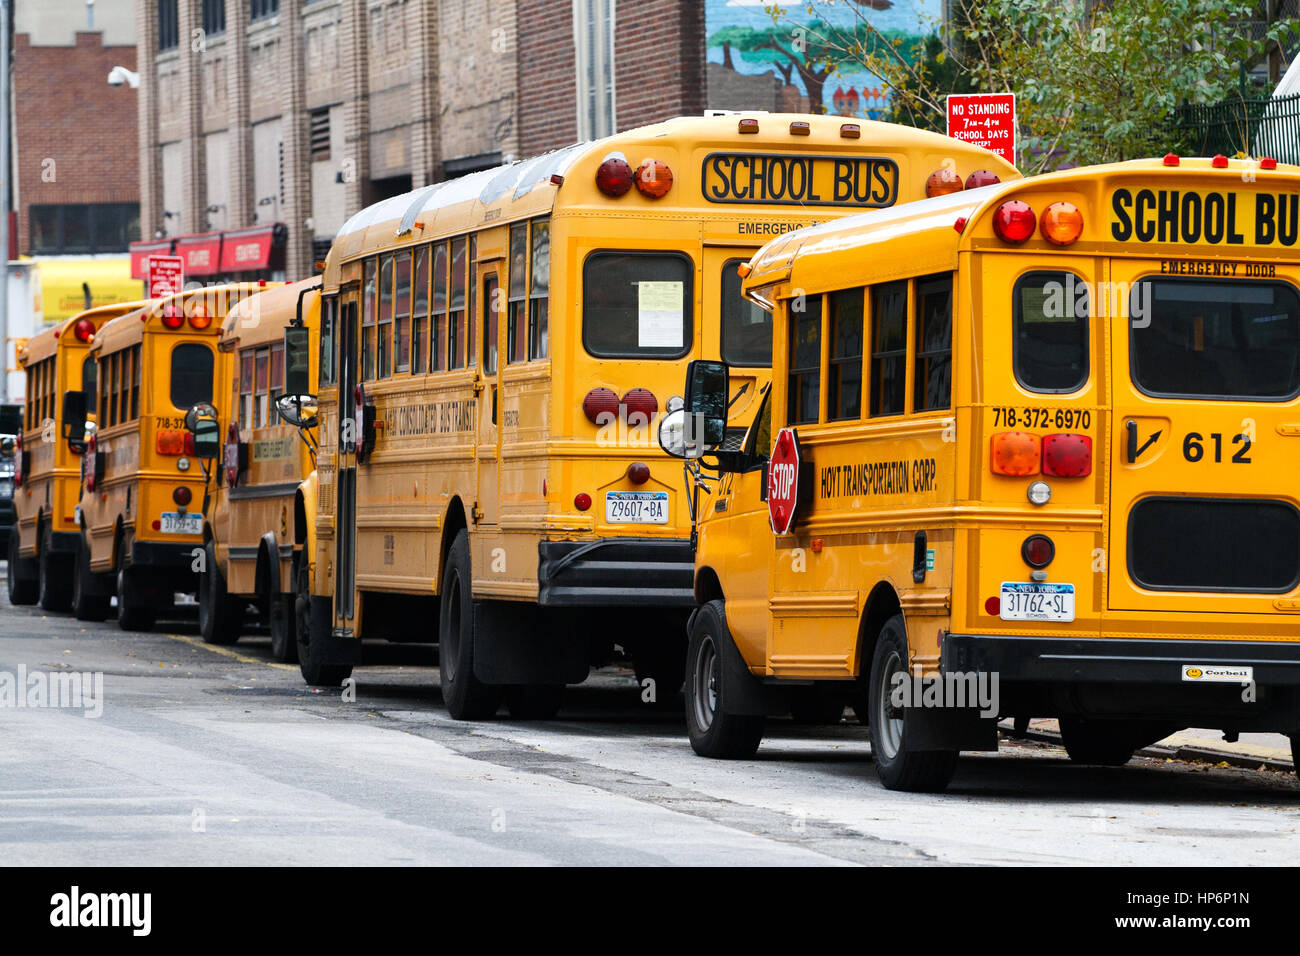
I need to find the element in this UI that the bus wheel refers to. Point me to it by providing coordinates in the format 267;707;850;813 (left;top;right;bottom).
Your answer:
1291;735;1299;782
685;600;764;759
1058;718;1161;766
438;529;502;720
867;614;958;792
72;537;110;621
115;538;156;632
7;533;38;605
504;684;564;720
268;588;298;664
38;524;72;612
295;555;351;687
198;540;240;645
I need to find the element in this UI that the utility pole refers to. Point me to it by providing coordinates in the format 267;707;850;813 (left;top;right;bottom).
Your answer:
0;0;10;405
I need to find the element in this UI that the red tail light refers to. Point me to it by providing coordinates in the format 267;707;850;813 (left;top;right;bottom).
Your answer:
173;486;192;506
582;387;620;424
574;493;592;511
965;170;1001;189
990;431;1040;476
595;155;634;197
73;318;95;342
984;596;1001;616
161;306;184;329
1042;433;1092;477
183;431;196;456
992;201;1036;244
1022;534;1055;568
621;388;658;423
627;462;650;485
156;429;185;455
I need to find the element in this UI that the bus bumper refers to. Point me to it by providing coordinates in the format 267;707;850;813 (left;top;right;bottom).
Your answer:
942;633;1300;686
129;540;200;591
48;530;81;555
536;538;695;608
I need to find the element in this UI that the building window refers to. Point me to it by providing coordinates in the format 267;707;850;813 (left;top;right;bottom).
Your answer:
158;0;179;51
250;0;279;22
29;204;140;254
202;0;226;36
573;0;616;140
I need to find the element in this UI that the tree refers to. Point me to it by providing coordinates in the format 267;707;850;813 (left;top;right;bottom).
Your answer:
773;0;1288;172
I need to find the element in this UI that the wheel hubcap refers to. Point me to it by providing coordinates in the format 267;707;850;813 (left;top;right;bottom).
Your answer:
693;635;718;732
876;649;904;761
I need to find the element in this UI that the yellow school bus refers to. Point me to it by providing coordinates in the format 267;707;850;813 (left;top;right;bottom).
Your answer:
293;113;1018;717
9;301;150;609
198;277;320;661
667;156;1300;790
75;284;262;629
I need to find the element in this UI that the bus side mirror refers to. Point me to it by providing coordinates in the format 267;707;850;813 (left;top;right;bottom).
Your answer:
61;390;87;453
684;359;728;450
184;403;221;460
284;325;311;396
276;394;319;430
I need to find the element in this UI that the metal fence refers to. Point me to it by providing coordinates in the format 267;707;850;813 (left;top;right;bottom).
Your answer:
1174;93;1300;162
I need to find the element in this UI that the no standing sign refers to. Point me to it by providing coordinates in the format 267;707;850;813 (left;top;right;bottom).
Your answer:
946;93;1017;166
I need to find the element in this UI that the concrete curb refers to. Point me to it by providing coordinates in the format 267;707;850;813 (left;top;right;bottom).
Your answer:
1005;727;1296;773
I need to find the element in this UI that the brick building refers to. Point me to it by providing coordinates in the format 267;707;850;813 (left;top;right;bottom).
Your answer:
12;3;140;259
132;0;711;282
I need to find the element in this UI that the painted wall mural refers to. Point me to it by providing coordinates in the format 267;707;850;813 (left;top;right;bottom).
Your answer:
705;0;943;119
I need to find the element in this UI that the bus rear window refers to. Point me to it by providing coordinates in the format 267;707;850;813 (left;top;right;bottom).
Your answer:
721;259;771;366
1014;271;1089;393
583;252;692;359
171;343;213;410
1130;279;1300;400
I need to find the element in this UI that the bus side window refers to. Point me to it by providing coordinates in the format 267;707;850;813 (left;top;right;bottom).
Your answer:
130;345;141;421
377;254;394;379
394;252;411;374
449;237;466;369
361;258;377;382
507;223;527;364
240;351;254;428
411;248;428;375
743;386;773;463
788;295;822;425
432;242;448;372
870;281;907;417
829;288;864;420
529;220;549;360
915;274;953;412
319;295;336;387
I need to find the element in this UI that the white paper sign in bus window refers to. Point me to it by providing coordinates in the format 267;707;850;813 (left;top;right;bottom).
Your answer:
637;281;684;348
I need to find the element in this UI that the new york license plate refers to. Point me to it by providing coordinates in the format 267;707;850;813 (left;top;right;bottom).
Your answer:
999;582;1075;622
605;491;669;524
160;511;202;535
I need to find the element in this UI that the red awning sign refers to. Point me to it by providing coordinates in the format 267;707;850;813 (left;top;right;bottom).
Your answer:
219;226;278;272
175;232;223;276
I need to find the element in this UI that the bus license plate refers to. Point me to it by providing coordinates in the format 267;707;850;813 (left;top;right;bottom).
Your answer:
160;512;202;535
605;491;669;524
999;582;1075;622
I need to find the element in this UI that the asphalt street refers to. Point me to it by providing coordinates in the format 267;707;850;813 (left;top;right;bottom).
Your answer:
2;573;1298;866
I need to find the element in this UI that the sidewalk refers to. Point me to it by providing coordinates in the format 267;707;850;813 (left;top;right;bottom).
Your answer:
1006;719;1296;772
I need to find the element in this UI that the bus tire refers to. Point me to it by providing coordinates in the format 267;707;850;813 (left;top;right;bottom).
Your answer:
199;540;240;645
268;591;297;663
504;684;564;720
295;556;351;687
1058;718;1167;766
7;532;38;605
38;524;72;612
72;537;109;621
438;529;501;720
1291;734;1299;782
685;600;764;759
867;614;958;793
115;537;156;632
